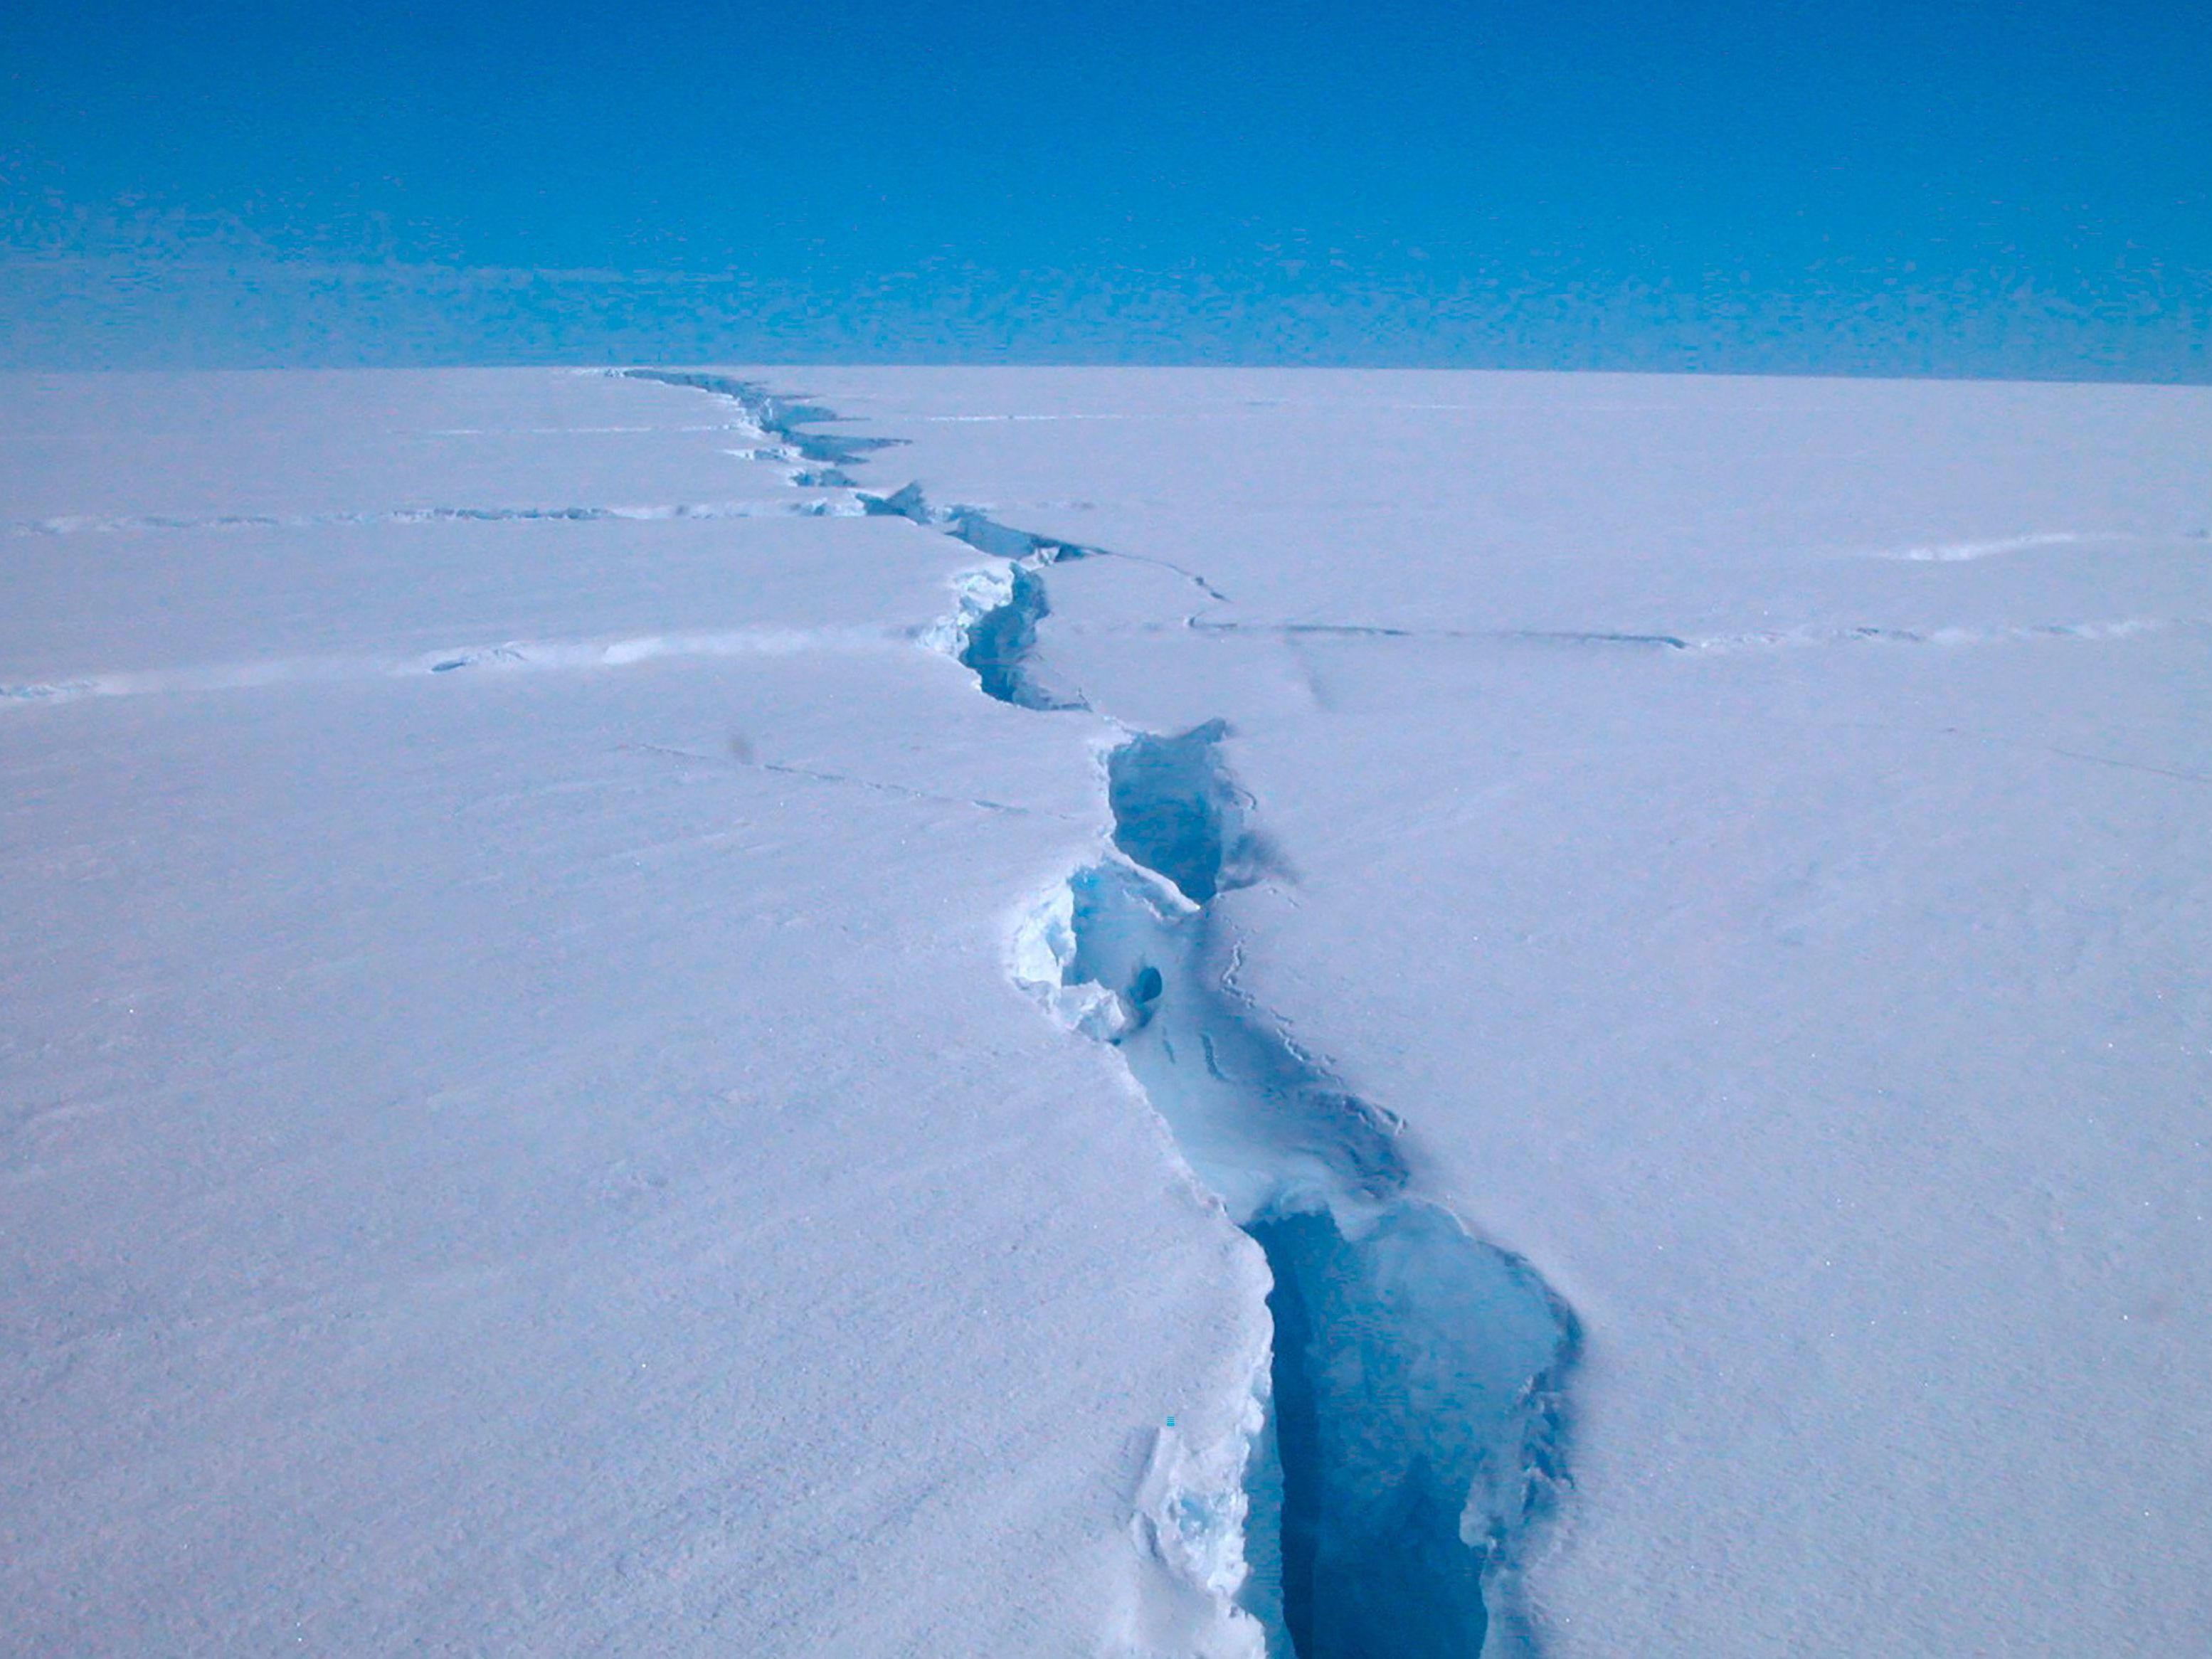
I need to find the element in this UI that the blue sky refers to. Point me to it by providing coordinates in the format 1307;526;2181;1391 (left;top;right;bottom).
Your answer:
3;0;2205;374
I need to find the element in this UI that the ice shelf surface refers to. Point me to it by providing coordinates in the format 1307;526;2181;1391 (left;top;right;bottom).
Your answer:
6;364;2211;1657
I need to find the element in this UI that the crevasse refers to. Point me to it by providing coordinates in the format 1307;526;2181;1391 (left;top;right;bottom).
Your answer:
622;367;1578;1658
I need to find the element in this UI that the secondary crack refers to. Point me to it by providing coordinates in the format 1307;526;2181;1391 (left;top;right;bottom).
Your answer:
1681;616;2198;653
4;500;864;536
620;743;1074;817
1190;620;1689;650
1181;616;2207;658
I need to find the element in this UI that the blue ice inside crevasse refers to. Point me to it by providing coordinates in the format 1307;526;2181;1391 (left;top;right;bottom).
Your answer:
1057;724;1575;1659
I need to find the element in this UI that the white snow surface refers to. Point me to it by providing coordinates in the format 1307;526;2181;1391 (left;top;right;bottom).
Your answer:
6;364;2211;1655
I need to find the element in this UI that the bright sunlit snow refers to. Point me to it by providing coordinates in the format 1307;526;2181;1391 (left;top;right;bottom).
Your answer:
4;366;2208;1656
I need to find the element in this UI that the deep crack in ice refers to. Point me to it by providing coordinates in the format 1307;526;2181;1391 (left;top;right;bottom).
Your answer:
630;368;1577;1659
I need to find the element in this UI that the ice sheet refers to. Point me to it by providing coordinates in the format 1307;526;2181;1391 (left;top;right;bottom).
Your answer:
8;363;2209;1656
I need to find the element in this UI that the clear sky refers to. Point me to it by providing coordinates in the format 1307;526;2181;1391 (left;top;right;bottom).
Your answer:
3;0;2206;375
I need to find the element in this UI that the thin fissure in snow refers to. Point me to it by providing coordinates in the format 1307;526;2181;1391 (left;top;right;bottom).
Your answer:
1188;620;1690;651
0;627;872;711
631;369;1577;1658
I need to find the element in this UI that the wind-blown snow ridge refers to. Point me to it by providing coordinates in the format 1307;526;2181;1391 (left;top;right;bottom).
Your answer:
1867;531;2104;562
621;743;1076;819
6;500;859;536
0;627;882;709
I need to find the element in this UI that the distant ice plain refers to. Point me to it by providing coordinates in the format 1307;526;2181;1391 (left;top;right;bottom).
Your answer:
4;365;2208;1655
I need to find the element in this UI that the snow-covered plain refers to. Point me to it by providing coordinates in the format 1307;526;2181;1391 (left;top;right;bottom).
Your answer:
5;365;2208;1655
